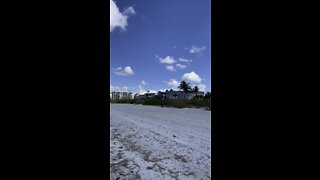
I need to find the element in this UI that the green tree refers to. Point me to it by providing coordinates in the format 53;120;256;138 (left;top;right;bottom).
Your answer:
204;92;211;99
178;80;191;99
178;81;191;92
193;86;199;98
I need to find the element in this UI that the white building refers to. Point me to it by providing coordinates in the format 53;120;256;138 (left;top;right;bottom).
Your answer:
111;91;134;100
112;89;205;100
134;91;157;99
157;89;204;100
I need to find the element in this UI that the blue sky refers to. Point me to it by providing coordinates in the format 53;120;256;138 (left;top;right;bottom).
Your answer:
110;0;211;93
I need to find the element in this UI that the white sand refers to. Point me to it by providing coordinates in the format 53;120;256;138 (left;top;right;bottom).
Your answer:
110;104;211;180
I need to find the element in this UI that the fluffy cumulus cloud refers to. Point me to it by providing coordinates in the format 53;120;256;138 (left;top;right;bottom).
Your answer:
113;66;135;76
159;56;177;64
197;84;206;91
176;63;187;69
110;85;128;92
182;71;202;84
158;56;191;71
166;79;180;89
110;0;135;32
165;65;176;71
189;45;206;54
179;57;192;62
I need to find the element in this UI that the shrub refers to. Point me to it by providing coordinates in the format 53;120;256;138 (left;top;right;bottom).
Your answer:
111;97;211;110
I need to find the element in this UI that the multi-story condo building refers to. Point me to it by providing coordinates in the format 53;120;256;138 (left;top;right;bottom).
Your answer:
157;89;205;100
111;91;134;100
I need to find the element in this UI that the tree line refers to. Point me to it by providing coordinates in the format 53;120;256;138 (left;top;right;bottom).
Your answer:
111;80;211;110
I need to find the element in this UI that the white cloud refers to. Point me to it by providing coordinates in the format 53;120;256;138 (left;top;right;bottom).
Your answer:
189;45;206;54
124;66;134;75
141;80;146;85
157;89;167;92
165;65;176;71
138;85;145;93
123;7;135;15
113;66;135;76
110;85;128;92
166;79;179;89
197;84;206;91
110;0;135;32
176;63;187;69
159;56;177;64
138;80;148;93
182;71;202;83
179;57;192;62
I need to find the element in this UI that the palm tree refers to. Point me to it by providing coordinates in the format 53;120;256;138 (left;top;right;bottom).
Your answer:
178;81;190;92
193;86;199;98
178;80;191;99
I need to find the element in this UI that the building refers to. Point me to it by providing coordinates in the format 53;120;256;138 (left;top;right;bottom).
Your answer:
113;89;205;100
157;89;205;100
134;93;145;99
145;92;156;99
111;91;134;100
134;92;156;99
